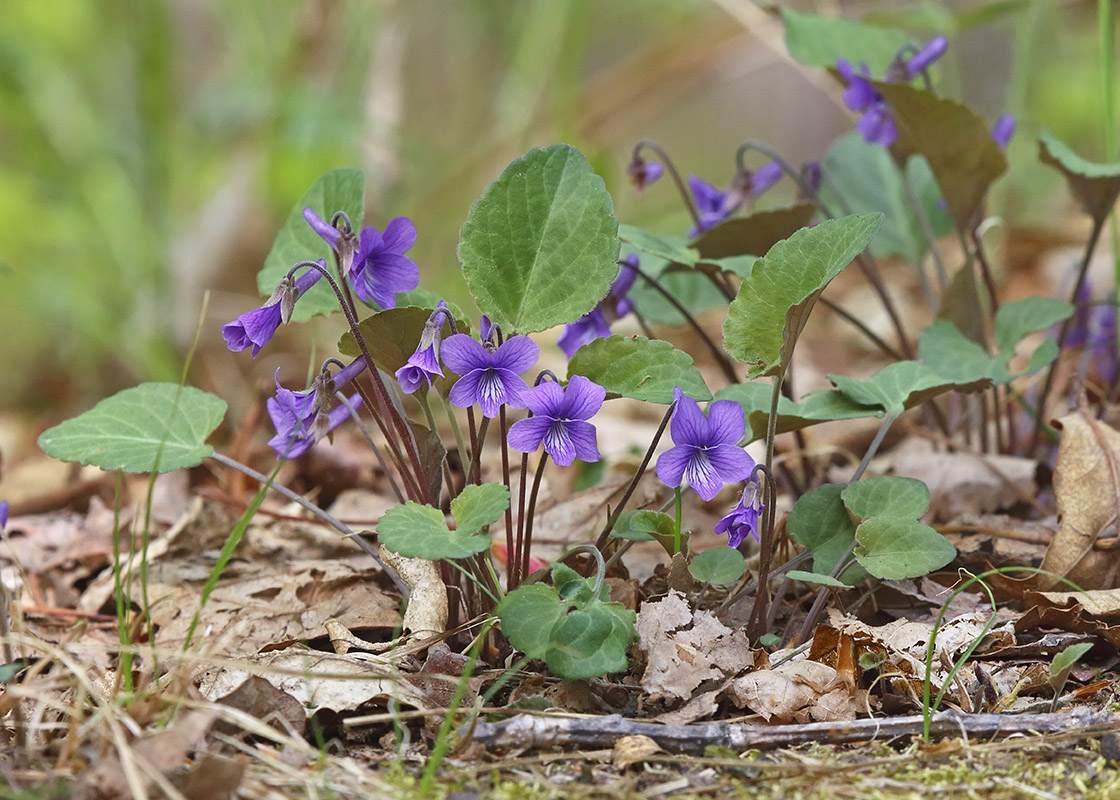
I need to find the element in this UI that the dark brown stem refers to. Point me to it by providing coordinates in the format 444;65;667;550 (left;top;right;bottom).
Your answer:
498;407;516;587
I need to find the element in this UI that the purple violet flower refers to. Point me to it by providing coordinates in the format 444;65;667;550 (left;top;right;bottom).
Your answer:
507;375;606;466
349;217;420;309
837;37;948;148
303;208;360;274
0;500;7;530
441;334;540;418
221;262;326;357
991;114;1016;150
267;358;367;458
396;302;449;394
715;481;763;548
688;176;733;237
655;387;754;502
557;256;640;357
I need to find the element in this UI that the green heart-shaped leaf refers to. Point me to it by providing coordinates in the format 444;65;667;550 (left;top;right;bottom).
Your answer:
787;484;867;585
39;383;226;473
451;483;510;536
459;144;620;333
688;548;747;585
854;516;956;579
842;476;930;522
829;360;989;415
377;502;491;560
568;335;710;403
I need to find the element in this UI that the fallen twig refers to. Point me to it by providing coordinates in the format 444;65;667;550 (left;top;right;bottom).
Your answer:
469;709;1119;754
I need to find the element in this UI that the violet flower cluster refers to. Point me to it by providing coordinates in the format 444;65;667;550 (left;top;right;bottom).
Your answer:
687;161;784;237
836;36;947;147
267;358;367;459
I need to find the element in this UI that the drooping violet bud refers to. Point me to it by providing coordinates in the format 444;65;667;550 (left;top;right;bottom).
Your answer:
715;480;764;548
627;155;664;195
304;208;360;275
395;301;449;394
799;160;822;202
507;375;606;466
221;263;325;357
905;36;948;78
655;387;754;502
0;500;7;531
991;114;1016;150
688;175;734;237
266;358;367;458
479;315;494;344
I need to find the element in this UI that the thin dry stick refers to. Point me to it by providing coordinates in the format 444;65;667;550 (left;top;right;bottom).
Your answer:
468;708;1118;755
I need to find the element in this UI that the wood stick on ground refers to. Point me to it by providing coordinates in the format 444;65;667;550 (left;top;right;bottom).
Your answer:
468;709;1119;755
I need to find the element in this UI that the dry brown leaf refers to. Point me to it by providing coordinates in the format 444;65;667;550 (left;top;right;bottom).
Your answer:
75;710;215;800
725;659;863;722
1040;411;1120;589
891;449;1038;521
197;649;432;716
611;734;663;769
178;753;246;800
636;591;753;705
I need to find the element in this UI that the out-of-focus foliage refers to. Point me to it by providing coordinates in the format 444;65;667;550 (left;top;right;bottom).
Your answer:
0;0;1111;410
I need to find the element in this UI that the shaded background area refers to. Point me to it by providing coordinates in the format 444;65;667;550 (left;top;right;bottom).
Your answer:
0;0;1109;419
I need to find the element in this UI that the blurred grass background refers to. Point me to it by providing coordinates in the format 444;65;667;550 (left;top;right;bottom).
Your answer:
0;0;1112;416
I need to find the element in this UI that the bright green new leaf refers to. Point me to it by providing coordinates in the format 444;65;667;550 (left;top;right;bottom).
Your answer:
546;604;636;679
787;570;847;588
495;584;566;659
714;382;882;443
842;476;930;521
376;502;491;560
459;144;620;333
610;510;675;542
917;320;1006;383
829;360;989;415
568;335;710;403
781;7;908;75
1039;131;1120;226
820;133;952;263
689;548;747;585
787;484;867;585
451;483;510;535
1050;642;1093;677
38;383;226;473
258;168;364;321
723;214;882;378
618;225;698;266
854;516;956;579
994;297;1074;353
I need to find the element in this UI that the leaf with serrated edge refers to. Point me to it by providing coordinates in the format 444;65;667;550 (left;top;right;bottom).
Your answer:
715;382;882;443
787;484;867;585
546;604;636;678
38;383;226;474
258;169;364;321
723;214;882;378
568;335;710;403
874;82;1007;231
854;516;956;579
829;360;989;415
1039;131;1120;226
451;483;510;536
496;584;565;659
689;548;747;585
377;502;490;560
842;476;930;521
459;144;620;333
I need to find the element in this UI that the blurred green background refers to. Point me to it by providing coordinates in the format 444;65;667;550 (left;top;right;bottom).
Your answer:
0;0;1112;415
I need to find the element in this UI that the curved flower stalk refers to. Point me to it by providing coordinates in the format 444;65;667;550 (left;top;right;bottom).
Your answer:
507;375;606;466
441;334;539;418
221;262;326;357
655;387;754;501
267;357;368;458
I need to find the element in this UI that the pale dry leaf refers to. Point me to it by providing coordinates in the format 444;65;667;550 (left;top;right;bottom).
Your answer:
379;543;446;642
1027;589;1120;618
636;590;753;704
1040;411;1120;589
197;649;431;715
891;449;1037;521
611;734;663;769
725;659;858;722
